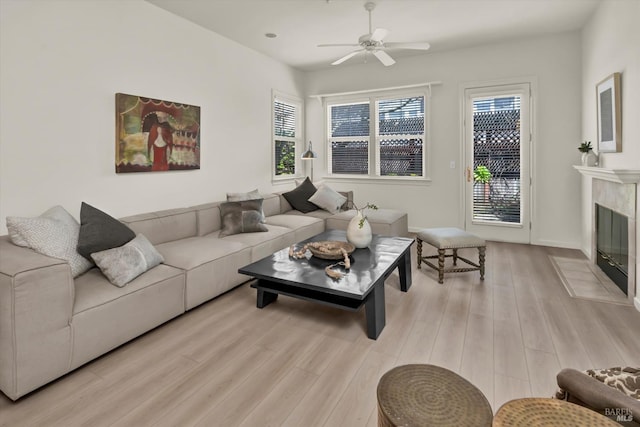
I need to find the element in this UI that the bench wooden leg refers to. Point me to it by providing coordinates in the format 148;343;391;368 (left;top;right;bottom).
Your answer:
479;246;486;280
453;248;458;266
437;248;445;284
417;238;423;269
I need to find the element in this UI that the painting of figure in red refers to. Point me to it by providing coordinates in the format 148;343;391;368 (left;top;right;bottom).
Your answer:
116;93;200;173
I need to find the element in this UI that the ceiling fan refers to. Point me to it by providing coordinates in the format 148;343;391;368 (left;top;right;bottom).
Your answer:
318;1;431;67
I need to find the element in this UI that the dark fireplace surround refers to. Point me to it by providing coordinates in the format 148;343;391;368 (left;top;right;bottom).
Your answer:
591;177;637;304
596;204;629;294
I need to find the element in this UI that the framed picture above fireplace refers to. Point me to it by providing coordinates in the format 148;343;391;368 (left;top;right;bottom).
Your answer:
596;72;621;153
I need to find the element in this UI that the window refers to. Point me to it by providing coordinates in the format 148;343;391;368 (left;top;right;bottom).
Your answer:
327;91;427;179
273;92;302;179
329;102;370;175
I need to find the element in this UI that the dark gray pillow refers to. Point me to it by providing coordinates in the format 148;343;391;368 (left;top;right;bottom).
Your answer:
219;199;268;237
77;202;136;259
282;177;318;213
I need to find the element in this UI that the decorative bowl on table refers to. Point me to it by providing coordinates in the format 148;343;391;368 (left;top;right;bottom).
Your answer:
306;241;355;260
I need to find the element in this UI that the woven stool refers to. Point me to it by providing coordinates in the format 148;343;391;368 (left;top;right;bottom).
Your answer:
377;364;493;427
416;227;486;284
493;398;620;426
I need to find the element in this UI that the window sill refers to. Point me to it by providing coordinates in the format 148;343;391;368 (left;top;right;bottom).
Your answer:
271;175;305;186
321;175;432;186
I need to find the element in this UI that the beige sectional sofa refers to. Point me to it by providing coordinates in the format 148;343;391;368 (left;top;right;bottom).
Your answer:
0;192;408;400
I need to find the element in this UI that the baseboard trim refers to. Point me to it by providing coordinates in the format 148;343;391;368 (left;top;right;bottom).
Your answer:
531;239;581;249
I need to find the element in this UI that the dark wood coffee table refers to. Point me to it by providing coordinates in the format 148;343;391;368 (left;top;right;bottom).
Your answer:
238;229;413;339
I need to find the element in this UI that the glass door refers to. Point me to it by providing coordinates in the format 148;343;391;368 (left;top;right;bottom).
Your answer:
464;84;531;243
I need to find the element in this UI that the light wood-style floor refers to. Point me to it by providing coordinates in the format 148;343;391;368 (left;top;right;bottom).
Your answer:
2;242;639;426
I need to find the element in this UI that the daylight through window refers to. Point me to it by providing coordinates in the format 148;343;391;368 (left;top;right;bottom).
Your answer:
273;93;302;178
327;92;427;179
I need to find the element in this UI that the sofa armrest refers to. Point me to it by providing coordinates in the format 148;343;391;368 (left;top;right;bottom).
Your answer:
557;368;640;421
0;236;74;400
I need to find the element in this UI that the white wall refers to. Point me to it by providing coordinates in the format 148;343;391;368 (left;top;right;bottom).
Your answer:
305;33;583;248
0;0;304;234
580;0;640;306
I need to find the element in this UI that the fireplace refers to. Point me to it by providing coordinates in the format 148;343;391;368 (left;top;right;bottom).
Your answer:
575;165;640;310
596;204;629;294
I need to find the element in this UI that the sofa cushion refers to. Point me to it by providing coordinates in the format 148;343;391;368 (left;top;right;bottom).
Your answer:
219;200;268;237
71;264;185;369
285;209;335;220
308;185;347;214
156;235;252;309
77;202;136;259
6;206;93;278
262;194;281;217
219;224;296;262
226;189;260;202
157;235;248;271
265;214;325;242
282;177;318;213
120;208;197;245
193;202;222;236
91;234;164;287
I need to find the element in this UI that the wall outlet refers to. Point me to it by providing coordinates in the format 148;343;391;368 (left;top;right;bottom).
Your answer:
450;161;456;169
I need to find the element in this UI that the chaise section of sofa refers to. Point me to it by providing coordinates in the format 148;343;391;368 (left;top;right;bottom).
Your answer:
326;208;409;237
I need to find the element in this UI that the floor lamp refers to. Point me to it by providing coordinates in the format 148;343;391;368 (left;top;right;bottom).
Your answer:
301;141;317;182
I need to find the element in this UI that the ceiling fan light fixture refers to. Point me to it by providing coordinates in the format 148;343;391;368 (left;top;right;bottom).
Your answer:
317;1;430;67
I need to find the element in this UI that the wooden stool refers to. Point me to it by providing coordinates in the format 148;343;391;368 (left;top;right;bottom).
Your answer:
416;227;486;284
377;364;493;426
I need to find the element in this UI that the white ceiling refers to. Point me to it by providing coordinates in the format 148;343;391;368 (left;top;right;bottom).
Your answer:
146;0;601;71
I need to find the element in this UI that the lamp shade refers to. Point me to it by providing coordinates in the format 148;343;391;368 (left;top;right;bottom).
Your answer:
301;141;316;159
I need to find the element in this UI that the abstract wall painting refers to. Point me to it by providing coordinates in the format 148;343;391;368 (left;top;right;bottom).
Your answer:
596;73;622;153
116;93;201;173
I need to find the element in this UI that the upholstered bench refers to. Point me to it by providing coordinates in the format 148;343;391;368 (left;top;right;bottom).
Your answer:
416;227;486;284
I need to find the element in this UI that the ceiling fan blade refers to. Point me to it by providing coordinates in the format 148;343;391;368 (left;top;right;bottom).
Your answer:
373;50;395;66
370;28;389;42
383;42;431;50
317;43;361;48
332;49;364;65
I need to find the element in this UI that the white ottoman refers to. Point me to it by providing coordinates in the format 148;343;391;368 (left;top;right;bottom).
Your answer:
416;227;486;284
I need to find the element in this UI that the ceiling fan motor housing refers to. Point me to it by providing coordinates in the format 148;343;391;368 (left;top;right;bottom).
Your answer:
358;34;382;49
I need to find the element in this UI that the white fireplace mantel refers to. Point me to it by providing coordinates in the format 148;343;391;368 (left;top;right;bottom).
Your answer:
573;165;640;184
574;165;639;311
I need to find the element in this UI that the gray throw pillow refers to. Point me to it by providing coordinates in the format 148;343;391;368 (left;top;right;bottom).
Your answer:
6;206;93;278
282;177;319;213
226;189;265;222
77;202;136;259
219;199;268;237
91;234;164;287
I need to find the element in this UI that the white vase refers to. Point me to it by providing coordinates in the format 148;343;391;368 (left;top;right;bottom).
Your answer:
347;210;372;248
581;151;598;166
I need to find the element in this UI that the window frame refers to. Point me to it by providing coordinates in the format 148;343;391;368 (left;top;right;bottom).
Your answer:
325;88;430;182
326;98;372;176
272;90;304;182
